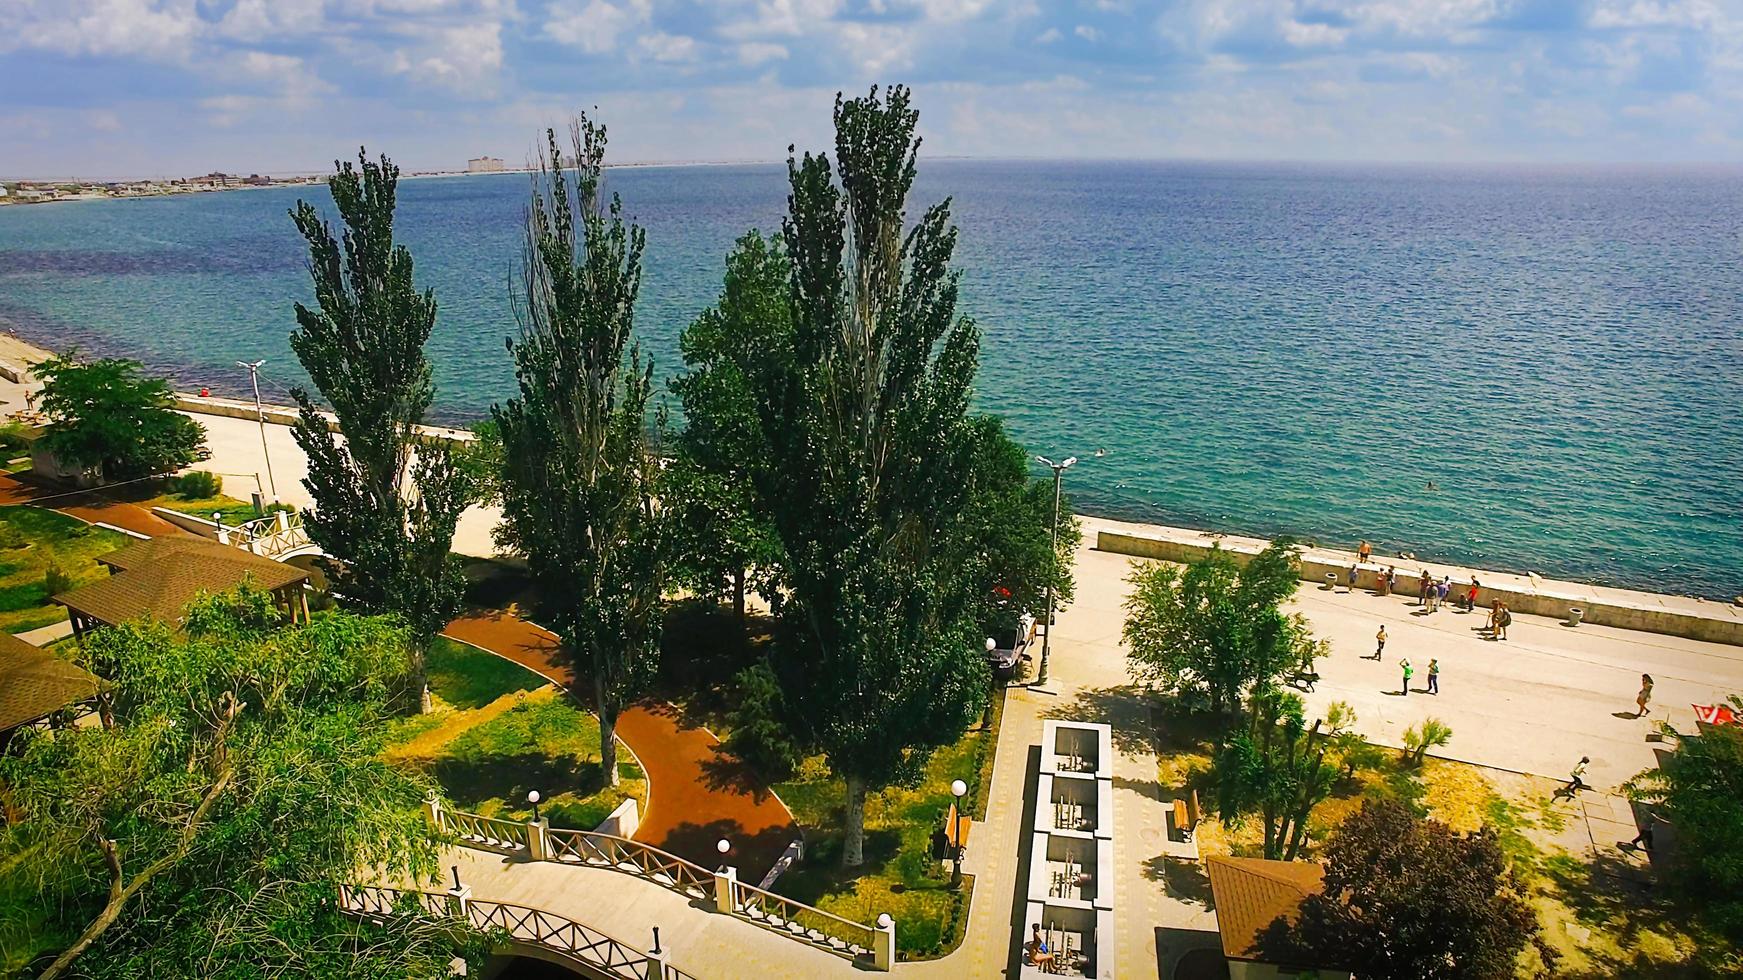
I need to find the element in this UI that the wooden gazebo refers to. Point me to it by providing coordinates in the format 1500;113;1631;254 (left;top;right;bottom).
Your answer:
53;536;311;640
0;632;104;746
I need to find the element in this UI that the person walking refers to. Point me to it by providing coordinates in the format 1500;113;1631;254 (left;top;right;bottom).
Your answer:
1495;603;1512;640
1629;818;1656;852
1636;674;1654;718
1438;577;1451;609
1419;569;1432;607
1427;658;1440;695
1466;578;1480;612
1374;625;1387;661
1358;540;1372;564
1400;657;1414;695
1563;756;1590;795
1347;563;1359;593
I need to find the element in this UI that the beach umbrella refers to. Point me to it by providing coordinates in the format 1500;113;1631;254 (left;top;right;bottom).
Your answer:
1691;704;1738;726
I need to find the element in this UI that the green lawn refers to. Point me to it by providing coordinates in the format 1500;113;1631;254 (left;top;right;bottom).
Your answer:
387;637;645;832
0;505;125;632
141;490;261;523
770;691;1003;959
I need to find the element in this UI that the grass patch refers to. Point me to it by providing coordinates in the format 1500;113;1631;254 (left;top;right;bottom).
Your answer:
140;491;259;523
769;692;1001;959
426;636;543;710
387;642;644;833
0;505;125;632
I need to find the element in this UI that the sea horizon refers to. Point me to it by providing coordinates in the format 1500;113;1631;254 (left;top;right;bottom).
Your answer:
2;158;1739;600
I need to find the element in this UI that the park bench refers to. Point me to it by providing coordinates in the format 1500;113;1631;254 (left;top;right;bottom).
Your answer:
1171;790;1201;843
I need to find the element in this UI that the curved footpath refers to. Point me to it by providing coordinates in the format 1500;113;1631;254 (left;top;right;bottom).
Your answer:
442;610;799;880
0;473;190;538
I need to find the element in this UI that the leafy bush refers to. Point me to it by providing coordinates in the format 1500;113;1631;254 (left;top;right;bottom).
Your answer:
1403;718;1454;766
174;470;223;499
44;561;73;597
0;421;32;453
0;521;24;549
725;662;802;781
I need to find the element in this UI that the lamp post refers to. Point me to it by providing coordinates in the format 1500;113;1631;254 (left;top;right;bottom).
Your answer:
1033;455;1076;689
236;360;278;500
949;778;968;889
527;789;541;822
716;837;731;870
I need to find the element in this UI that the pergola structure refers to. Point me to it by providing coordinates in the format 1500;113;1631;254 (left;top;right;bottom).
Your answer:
0;632;104;748
53;536;312;640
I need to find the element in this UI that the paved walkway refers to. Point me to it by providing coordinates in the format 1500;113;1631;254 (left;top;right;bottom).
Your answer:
442;609;799;880
0;472;188;539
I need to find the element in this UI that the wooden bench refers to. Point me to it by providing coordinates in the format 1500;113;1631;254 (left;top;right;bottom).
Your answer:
944;801;972;852
1172;790;1201;842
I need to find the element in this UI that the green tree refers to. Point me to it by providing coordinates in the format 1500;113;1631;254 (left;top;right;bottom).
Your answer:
1123;539;1305;715
34;350;207;481
1215;688;1343;860
1624;694;1743;943
493;117;666;789
956;416;1080;639
1402;717;1454;766
670;230;789;628
702;87;987;866
288;151;474;712
1253;798;1554;979
0;586;480;978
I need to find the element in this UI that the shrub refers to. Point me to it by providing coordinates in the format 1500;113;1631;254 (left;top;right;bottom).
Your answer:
0;421;32;453
724;662;802;781
0;521;24;549
174;470;223;499
45;561;73;597
1403;718;1454;766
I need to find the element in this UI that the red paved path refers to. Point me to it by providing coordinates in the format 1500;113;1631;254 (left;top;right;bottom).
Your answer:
0;474;190;539
443;609;799;880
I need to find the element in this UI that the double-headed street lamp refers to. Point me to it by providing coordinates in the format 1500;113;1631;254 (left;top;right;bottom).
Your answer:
1033;455;1077;689
237;359;278;500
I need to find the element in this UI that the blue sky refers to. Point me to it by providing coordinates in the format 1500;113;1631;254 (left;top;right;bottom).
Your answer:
4;0;1742;178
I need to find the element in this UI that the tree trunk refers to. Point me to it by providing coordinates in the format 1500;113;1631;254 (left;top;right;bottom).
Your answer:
842;774;868;867
596;674;621;788
732;566;747;632
412;642;432;715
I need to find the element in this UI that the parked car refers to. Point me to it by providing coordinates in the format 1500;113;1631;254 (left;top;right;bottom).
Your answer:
986;611;1037;680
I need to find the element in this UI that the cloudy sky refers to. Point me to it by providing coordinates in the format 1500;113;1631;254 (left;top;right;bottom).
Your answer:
4;0;1742;178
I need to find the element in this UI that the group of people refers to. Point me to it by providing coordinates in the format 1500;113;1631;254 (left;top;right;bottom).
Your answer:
1480;598;1513;641
1396;655;1440;695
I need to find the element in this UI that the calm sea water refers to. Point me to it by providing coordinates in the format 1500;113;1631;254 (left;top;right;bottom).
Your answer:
1;161;1739;598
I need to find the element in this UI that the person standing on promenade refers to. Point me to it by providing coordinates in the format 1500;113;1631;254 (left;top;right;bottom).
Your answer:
1348;563;1360;593
1400;658;1414;695
1486;598;1501;633
1495;603;1512;640
1359;540;1372;564
1438;577;1451;610
1636;674;1654;718
1466;578;1480;612
1419;569;1432;607
1374;625;1387;661
1427;658;1440;695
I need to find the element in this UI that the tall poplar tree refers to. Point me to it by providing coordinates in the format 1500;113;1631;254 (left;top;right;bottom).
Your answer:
288;151;473;712
715;87;987;865
493;117;665;788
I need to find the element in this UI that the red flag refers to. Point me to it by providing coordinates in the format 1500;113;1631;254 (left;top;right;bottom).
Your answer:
1692;704;1738;726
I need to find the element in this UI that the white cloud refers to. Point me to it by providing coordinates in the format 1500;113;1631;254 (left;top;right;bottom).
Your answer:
391;22;503;88
638;31;698;62
1074;24;1101;41
737;41;789;64
719;0;843;39
3;0;200;60
545;0;650;52
1282;19;1348;47
216;0;327;42
1035;27;1062;43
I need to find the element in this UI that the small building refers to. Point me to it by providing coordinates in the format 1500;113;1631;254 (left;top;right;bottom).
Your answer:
53;536;311;640
467;156;506;173
1205;856;1351;980
0;632;103;749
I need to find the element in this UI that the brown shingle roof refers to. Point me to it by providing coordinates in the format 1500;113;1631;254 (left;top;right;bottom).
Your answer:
1206;855;1326;962
0;632;102;731
56;537;308;628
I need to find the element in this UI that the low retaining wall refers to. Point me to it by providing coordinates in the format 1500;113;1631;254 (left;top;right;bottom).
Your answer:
172;393;474;443
1098;528;1743;648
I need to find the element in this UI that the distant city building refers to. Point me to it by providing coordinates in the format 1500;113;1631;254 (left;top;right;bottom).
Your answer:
467;156;506;173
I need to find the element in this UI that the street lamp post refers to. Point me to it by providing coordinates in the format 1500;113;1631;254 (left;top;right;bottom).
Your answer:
527;789;541;822
237;359;278;500
949;779;968;889
1033;455;1076;689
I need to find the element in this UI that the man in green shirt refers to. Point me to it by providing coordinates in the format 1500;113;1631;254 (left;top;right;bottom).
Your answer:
1400;658;1414;695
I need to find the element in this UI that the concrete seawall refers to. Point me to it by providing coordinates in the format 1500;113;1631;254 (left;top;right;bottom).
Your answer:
1092;517;1743;648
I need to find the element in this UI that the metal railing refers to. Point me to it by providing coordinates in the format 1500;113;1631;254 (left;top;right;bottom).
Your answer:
337;883;695;980
544;827;715;900
442;809;530;853
731;878;877;957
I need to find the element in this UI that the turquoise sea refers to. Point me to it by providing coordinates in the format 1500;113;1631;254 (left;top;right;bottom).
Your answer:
1;161;1739;598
